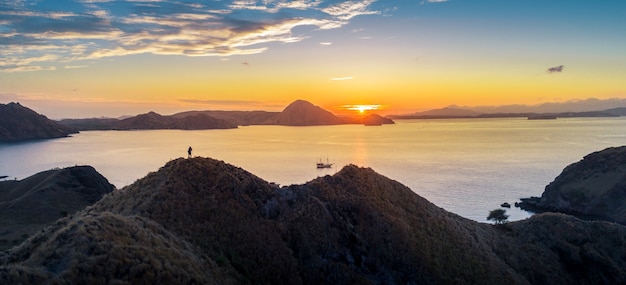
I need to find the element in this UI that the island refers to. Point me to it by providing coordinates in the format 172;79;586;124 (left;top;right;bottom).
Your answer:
0;102;77;142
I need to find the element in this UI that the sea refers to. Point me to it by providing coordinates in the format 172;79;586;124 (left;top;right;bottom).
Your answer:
2;117;626;223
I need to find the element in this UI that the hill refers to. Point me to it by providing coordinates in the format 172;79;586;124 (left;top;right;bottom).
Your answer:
58;100;394;128
2;157;626;284
415;107;480;118
172;110;278;126
58;111;238;130
604;107;626;116
519;146;626;224
272;99;345;126
114;111;237;130
0;166;114;250
0;102;76;142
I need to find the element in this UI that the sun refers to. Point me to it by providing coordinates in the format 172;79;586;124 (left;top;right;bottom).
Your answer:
341;104;382;114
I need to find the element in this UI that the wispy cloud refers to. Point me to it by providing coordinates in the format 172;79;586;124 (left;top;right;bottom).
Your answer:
180;99;261;106
421;0;448;4
330;76;353;81
319;42;332;45
179;98;286;110
0;0;380;72
547;65;564;73
64;65;88;69
321;0;378;21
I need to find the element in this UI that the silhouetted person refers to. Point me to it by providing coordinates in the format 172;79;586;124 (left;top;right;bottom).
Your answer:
187;146;192;158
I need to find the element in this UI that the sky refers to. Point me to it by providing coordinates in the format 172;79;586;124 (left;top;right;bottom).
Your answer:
0;0;625;118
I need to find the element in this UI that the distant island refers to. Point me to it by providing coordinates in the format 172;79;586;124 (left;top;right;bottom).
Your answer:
388;106;626;120
58;99;395;131
2;151;626;284
0;103;77;142
5;99;626;141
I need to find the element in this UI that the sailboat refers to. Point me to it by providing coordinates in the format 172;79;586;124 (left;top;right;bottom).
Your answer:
316;157;333;169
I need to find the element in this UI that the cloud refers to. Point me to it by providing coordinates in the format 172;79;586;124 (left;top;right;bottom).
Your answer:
321;0;378;21
319;42;332;45
330;76;353;81
180;99;262;106
64;65;88;69
0;0;380;72
178;99;286;110
547;65;564;73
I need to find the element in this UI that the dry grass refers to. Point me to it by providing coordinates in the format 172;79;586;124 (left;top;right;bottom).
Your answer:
2;157;626;284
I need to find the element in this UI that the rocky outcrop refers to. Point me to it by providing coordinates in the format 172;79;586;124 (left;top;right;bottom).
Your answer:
0;102;76;142
2;157;626;284
0;166;114;250
521;146;626;224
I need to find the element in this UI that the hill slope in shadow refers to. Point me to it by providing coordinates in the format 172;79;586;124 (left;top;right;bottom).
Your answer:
2;157;625;284
0;166;114;250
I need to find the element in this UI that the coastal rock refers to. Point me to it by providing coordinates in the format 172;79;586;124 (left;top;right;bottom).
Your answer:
2;158;626;284
531;146;626;224
0;102;76;142
0;166;114;250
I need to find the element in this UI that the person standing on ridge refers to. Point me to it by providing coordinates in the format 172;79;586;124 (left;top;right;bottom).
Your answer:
187;146;192;158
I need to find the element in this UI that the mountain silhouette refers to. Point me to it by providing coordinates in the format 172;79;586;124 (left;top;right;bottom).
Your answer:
273;99;345;126
0;166;113;250
2;157;625;284
0;102;76;142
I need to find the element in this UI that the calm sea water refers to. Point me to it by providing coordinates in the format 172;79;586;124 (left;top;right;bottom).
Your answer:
2;118;626;223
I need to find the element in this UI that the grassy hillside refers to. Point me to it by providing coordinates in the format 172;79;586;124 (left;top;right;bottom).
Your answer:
0;166;113;250
1;157;625;284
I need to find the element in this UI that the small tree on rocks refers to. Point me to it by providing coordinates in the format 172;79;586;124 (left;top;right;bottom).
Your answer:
487;208;509;225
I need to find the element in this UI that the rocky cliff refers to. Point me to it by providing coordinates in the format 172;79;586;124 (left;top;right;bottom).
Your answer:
2;158;626;284
0;102;76;142
522;146;626;224
0;166;114;250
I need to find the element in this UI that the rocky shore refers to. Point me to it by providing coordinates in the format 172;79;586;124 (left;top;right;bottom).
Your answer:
518;146;626;225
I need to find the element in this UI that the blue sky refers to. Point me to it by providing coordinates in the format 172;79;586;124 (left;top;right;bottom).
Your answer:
0;0;625;118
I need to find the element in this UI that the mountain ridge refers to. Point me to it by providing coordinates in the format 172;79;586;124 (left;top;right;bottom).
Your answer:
0;102;76;142
2;156;626;284
0;165;114;250
59;99;394;129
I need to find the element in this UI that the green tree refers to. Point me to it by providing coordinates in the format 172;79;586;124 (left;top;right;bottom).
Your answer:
487;208;509;225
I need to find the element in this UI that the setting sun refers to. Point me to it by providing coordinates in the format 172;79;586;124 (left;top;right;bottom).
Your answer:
340;104;382;114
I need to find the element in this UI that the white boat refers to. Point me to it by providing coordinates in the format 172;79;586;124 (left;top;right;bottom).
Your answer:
316;158;333;169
